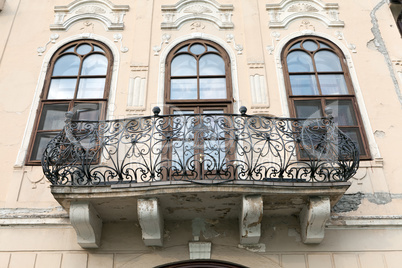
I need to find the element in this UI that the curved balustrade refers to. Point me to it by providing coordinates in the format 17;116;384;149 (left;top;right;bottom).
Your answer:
42;107;359;185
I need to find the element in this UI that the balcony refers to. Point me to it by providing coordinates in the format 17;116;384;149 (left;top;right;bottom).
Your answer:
42;107;359;248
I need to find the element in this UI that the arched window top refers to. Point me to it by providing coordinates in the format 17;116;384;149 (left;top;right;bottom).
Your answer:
165;39;232;102
281;36;371;159
26;39;113;165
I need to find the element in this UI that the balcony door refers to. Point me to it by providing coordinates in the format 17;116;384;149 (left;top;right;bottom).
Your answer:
164;39;233;180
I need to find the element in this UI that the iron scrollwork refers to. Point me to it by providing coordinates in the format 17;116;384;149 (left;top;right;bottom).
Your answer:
42;107;359;185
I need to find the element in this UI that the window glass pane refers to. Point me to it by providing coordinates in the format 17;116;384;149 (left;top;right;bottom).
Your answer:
318;42;330;49
81;54;108;75
289;75;319;95
314;51;343;72
190;44;206;55
202;110;225;138
63;47;75;53
177;45;189;53
302;40;318;51
73;103;102;121
294;100;323;118
200;78;226;99
76;44;92;55
326;100;357;126
77;78;106;99
171;55;197;76
53;55;80;76
287;51;314;72
199;54;225;75
38;104;69;130
93;46;104;52
31;133;57;161
318;75;348;95
207;46;218;52
170;78;197;99
340;128;364;155
289;42;301;50
47;78;77;99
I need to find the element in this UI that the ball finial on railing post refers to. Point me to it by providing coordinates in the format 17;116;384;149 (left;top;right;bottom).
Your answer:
324;107;333;119
239;106;247;115
65;111;74;123
152;106;161;116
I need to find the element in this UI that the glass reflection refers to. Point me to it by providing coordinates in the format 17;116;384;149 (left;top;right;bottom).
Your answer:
318;75;348;95
289;75;319;95
77;78;105;99
294;100;322;118
200;78;226;99
38;104;69;130
199;54;225;75
315;51;342;72
48;78;77;99
302;41;318;51
287;51;314;72
76;44;92;55
31;133;57;161
81;55;108;75
171;55;197;76
53;55;80;76
171;79;197;99
190;44;206;55
326;100;357;126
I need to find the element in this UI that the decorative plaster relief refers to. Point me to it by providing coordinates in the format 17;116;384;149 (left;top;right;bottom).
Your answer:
266;0;344;29
226;34;243;55
37;34;59;56
127;77;146;108
113;33;128;53
250;74;269;108
161;0;234;30
50;0;129;31
266;31;280;55
334;31;357;53
153;34;171;56
189;242;212;259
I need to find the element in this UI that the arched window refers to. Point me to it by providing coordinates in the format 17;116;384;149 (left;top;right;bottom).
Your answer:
26;40;113;165
165;39;233;114
281;36;370;159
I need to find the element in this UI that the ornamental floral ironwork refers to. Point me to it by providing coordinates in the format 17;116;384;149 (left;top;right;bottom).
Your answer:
42;107;359;185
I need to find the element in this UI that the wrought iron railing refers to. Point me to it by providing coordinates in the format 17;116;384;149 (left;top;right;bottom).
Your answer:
42;107;359;185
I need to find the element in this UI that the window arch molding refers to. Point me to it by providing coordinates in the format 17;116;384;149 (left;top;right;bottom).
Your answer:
157;33;240;113
273;32;380;159
15;34;120;167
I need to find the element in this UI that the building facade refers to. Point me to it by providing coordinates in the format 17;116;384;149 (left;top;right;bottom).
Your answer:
0;0;402;267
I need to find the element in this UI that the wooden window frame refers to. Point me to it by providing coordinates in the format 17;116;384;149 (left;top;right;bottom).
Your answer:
164;39;233;113
26;39;113;165
281;36;371;160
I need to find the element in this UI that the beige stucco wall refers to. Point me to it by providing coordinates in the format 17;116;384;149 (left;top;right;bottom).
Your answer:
0;0;402;267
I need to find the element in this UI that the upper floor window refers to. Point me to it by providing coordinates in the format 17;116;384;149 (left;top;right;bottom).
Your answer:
165;39;232;109
26;40;113;165
281;36;370;159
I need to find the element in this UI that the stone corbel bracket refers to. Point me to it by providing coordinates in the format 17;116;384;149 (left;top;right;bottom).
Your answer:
239;195;263;245
50;0;129;31
161;0;234;30
266;0;344;29
300;196;330;244
138;198;164;247
70;201;103;248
